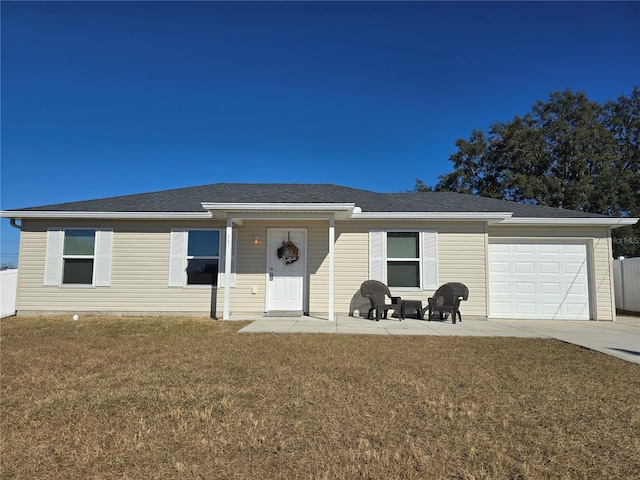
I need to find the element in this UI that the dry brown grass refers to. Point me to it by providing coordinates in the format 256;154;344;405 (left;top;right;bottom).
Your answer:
2;317;639;479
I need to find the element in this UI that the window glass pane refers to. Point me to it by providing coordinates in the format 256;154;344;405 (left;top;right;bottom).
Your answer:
62;259;94;284
387;232;419;258
387;261;420;288
64;230;95;255
186;259;218;286
188;230;219;257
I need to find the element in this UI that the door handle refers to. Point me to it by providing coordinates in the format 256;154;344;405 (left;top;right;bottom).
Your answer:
269;272;274;281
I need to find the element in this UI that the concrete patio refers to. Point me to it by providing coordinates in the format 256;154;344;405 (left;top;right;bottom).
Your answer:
236;314;640;365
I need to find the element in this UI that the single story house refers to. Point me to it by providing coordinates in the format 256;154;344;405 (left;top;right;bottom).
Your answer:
2;183;637;321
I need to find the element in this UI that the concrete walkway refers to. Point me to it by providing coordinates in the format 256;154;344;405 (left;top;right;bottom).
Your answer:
237;315;640;364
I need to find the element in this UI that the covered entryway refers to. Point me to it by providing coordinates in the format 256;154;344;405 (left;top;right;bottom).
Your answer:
488;241;591;320
201;201;354;320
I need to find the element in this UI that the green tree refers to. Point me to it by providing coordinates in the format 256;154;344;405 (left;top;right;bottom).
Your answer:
416;87;640;257
602;86;640;257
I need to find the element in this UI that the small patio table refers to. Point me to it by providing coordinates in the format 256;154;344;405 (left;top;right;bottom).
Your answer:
401;299;423;320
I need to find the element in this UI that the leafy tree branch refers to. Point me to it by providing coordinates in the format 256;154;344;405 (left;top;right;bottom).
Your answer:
415;87;640;257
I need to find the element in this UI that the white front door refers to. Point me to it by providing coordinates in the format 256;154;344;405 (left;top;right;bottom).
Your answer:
267;229;306;312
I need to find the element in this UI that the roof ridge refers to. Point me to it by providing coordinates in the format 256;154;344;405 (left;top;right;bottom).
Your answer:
234;188;334;203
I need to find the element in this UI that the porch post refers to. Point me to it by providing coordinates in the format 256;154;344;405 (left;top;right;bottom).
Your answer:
328;217;335;321
223;217;233;320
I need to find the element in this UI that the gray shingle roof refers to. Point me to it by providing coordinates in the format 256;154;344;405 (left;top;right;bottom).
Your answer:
14;183;609;219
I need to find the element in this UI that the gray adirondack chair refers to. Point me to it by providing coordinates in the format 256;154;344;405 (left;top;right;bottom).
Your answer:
360;280;402;321
422;282;469;324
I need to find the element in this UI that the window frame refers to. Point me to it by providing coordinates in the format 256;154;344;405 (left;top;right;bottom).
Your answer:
369;229;437;291
61;228;96;286
169;228;235;288
385;230;422;290
185;229;220;287
44;228;112;288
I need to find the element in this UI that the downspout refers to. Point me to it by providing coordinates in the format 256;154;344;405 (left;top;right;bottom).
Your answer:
10;218;22;230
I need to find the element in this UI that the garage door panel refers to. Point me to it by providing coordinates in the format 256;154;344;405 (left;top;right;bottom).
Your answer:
491;303;511;315
541;303;562;315
491;281;511;294
514;244;535;254
515;262;534;274
567;304;588;315
489;242;590;320
563;244;586;255
540;263;560;274
490;261;510;274
540;283;561;295
564;262;586;275
539;244;560;254
515;282;535;294
567;284;587;296
516;303;536;314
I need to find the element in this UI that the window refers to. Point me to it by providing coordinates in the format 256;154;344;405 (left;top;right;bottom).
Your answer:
169;229;233;287
186;230;220;286
386;232;420;288
62;229;96;284
369;230;437;290
44;228;112;287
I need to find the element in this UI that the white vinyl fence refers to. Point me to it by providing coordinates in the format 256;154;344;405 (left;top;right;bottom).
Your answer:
1;269;18;318
613;257;640;313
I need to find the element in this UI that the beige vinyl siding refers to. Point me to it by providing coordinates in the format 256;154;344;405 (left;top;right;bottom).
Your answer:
330;225;370;317
488;225;615;321
593;233;616;321
307;223;331;316
17;219;228;315
216;220;489;317
227;220;331;316
19;219;489;317
16;218;614;321
437;224;487;319
17;219;335;317
229;223;267;315
228;221;456;318
324;221;488;318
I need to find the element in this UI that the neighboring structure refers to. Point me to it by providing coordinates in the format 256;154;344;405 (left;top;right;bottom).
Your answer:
1;183;637;321
0;268;18;318
613;257;640;313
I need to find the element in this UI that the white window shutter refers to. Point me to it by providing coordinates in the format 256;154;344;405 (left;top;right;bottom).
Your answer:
94;230;113;287
44;229;63;286
219;229;236;288
368;230;385;282
422;231;437;290
169;230;186;287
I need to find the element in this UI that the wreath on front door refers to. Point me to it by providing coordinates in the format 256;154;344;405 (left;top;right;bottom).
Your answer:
277;240;300;265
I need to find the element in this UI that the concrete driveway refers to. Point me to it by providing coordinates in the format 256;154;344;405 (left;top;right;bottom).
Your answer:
237;315;640;365
490;316;640;364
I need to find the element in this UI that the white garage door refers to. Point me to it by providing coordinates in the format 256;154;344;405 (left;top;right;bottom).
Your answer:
489;242;590;320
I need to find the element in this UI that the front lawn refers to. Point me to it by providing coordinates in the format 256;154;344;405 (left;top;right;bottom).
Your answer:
2;317;638;479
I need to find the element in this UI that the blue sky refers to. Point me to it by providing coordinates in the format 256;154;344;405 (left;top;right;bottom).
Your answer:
1;1;639;266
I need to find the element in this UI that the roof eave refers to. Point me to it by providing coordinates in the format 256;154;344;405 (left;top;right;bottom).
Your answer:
3;209;635;228
497;217;639;227
351;212;513;224
0;211;213;220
